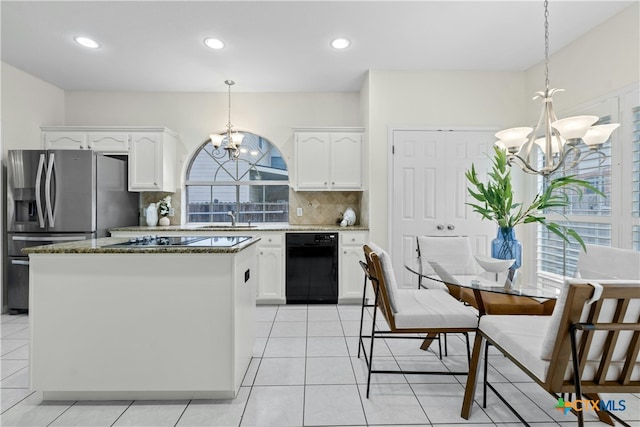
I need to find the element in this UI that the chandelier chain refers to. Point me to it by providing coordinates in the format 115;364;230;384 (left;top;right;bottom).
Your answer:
226;80;233;130
544;0;550;90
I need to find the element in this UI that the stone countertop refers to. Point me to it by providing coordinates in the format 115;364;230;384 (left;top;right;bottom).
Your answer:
22;236;261;254
110;224;369;232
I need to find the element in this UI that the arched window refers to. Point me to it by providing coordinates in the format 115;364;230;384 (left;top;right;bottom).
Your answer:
185;132;289;223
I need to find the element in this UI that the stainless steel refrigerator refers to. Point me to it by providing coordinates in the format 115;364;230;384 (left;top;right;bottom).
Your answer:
6;150;139;313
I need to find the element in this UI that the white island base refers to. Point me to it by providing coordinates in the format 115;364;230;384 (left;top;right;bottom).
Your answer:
28;245;257;400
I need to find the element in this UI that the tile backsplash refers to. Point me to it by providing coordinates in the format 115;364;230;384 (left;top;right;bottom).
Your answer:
141;190;182;225
139;189;362;226
289;190;362;226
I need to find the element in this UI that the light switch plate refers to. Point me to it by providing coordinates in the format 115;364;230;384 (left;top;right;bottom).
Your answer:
296;207;303;216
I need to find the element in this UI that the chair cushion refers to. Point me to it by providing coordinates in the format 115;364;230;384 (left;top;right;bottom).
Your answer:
576;245;640;280
394;289;478;329
416;236;482;275
540;279;640;360
480;315;550;381
480;314;640;382
367;242;400;313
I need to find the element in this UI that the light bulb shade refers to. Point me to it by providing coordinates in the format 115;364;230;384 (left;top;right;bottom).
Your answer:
231;132;244;146
534;136;565;154
494;141;507;151
495;127;533;149
210;134;224;148
582;123;620;147
551;115;598;140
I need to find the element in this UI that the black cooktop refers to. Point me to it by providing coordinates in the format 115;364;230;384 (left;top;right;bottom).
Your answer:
105;236;251;248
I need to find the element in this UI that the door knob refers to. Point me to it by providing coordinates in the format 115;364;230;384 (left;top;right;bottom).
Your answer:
447;224;455;230
437;224;444;230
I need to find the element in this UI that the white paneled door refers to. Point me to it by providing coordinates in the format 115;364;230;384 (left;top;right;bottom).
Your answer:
391;129;498;287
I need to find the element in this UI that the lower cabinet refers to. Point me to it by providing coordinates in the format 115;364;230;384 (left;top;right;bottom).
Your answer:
110;229;367;304
255;233;285;304
339;231;368;303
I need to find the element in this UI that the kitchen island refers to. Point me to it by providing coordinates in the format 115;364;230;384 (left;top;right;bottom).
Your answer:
23;236;260;400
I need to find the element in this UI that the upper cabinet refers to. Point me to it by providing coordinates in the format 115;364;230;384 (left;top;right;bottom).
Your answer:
128;129;179;192
42;131;88;150
42;126;129;153
41;126;181;192
294;128;363;191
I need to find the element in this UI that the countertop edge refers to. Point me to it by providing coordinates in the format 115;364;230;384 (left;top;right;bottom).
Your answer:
23;236;261;254
110;225;370;232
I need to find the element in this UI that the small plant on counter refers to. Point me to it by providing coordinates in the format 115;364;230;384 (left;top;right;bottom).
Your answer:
158;196;172;217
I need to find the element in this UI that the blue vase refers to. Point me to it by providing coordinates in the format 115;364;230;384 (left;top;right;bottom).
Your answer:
491;227;522;270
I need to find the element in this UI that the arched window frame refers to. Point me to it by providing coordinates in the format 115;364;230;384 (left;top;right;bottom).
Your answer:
185;132;289;224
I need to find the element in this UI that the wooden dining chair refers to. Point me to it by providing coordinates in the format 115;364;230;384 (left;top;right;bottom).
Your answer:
358;243;478;397
461;278;640;427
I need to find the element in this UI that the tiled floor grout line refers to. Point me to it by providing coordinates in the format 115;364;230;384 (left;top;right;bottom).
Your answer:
45;400;77;427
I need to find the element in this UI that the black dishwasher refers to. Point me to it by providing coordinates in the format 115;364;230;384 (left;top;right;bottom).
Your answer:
286;233;338;304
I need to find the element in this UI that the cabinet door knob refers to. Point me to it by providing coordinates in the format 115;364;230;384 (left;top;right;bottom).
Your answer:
268;238;272;242
351;238;355;242
447;224;455;231
87;145;92;149
344;251;347;254
260;252;263;255
437;224;445;230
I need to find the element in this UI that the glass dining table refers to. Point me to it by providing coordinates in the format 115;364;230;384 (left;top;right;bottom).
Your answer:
404;263;559;316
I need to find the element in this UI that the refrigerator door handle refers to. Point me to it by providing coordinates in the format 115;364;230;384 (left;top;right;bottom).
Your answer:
45;153;56;227
35;154;46;228
11;260;30;266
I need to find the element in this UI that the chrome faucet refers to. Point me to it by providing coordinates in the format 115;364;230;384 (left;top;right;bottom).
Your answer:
227;210;236;226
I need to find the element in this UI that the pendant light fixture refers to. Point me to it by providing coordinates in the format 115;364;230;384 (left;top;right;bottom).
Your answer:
495;0;619;176
210;80;244;160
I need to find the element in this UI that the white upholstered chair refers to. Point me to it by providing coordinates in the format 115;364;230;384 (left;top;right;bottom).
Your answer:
576;244;640;280
461;278;640;427
358;243;478;397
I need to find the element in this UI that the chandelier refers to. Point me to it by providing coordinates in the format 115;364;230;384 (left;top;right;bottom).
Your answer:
495;0;619;176
210;80;244;160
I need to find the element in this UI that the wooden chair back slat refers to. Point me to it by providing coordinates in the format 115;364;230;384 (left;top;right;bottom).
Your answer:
547;282;640;392
622;326;640;385
594;298;630;385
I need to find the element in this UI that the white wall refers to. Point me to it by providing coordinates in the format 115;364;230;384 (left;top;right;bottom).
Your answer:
1;62;66;155
365;70;527;248
525;2;639;118
64;91;361;180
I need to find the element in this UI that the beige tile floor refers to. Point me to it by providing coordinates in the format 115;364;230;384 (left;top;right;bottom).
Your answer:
1;306;638;427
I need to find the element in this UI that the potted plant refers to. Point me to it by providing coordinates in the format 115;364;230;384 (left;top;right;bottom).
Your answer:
465;146;603;269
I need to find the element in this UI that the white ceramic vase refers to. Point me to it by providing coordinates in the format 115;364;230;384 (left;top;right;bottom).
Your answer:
158;216;170;226
145;203;158;226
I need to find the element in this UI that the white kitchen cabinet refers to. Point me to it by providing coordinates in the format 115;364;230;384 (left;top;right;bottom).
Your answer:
42;127;129;153
339;230;368;303
42;131;88;150
255;233;285;304
129;129;179;192
87;132;129;153
294;128;363;191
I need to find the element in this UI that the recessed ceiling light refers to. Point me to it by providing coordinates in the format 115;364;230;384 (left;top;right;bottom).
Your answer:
204;38;225;50
74;36;100;49
330;38;350;50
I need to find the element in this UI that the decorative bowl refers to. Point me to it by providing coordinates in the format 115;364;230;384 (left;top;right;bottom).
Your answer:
474;254;515;273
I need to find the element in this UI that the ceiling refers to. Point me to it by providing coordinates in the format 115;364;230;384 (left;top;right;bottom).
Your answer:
1;1;634;93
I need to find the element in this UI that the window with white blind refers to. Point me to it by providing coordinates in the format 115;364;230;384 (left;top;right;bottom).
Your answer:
536;88;640;284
